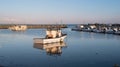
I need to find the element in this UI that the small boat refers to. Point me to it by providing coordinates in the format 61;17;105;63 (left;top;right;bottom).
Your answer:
34;28;67;44
114;31;120;35
9;25;27;31
105;29;114;34
92;29;101;33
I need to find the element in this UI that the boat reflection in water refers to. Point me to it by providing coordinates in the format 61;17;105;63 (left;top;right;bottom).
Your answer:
33;42;67;56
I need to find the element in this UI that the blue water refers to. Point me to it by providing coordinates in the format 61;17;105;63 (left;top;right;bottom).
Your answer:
0;26;120;67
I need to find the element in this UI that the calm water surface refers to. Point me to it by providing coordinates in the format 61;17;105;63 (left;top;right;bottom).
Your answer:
0;27;120;67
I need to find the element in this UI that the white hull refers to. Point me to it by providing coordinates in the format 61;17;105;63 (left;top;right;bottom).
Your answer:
34;35;67;44
9;25;27;31
9;28;27;31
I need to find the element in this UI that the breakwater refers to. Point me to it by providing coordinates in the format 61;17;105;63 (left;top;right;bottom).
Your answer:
0;24;67;29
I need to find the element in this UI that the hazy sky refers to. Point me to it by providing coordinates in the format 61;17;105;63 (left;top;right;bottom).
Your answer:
0;0;120;24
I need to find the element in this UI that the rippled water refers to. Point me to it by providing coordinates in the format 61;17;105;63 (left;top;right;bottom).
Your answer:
0;27;120;67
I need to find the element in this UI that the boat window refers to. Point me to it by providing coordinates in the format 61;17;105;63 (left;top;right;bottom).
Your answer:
19;26;21;28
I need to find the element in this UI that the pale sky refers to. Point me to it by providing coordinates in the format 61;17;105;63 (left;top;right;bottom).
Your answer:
0;0;120;24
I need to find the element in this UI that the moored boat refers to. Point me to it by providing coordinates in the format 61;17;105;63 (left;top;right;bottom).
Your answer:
34;28;67;44
114;31;120;35
105;29;114;34
9;25;27;31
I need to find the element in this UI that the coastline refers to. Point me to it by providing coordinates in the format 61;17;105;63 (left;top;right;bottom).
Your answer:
0;24;67;29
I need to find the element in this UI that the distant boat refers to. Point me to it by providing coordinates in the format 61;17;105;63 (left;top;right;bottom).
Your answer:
105;29;114;34
114;31;120;35
9;25;27;31
34;28;67;44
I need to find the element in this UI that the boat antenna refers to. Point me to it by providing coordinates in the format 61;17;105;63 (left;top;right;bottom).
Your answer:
61;19;63;25
59;19;63;30
55;22;59;30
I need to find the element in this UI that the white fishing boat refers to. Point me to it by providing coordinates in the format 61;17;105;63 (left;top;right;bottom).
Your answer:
34;28;67;44
9;25;27;31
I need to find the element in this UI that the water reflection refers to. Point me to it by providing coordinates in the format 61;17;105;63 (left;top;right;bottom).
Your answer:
0;45;3;48
33;42;67;56
77;32;120;40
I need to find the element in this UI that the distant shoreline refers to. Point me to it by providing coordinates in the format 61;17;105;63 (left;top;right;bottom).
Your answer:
0;24;67;29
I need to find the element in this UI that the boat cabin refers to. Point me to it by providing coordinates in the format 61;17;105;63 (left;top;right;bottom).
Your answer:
46;29;62;38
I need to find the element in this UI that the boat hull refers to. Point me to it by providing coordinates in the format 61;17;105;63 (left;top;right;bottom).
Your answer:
34;35;67;44
9;25;27;31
